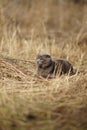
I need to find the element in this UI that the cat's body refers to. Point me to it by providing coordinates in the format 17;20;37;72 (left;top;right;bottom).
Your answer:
36;54;74;78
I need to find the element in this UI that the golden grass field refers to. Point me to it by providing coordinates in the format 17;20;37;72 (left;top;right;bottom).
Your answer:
0;0;87;130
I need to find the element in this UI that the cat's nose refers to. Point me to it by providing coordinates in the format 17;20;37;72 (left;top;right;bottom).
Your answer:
36;59;43;64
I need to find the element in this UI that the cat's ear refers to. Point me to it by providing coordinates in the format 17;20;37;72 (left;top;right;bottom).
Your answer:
46;55;51;58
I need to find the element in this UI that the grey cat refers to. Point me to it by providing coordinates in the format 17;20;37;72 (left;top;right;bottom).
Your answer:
36;54;74;78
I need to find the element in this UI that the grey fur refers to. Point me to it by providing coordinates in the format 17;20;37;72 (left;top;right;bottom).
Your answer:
36;54;74;78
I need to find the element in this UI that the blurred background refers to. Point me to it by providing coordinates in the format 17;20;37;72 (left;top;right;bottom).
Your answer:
0;0;87;59
0;0;87;38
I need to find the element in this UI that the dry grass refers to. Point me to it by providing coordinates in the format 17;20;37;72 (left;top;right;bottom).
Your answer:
0;1;87;130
